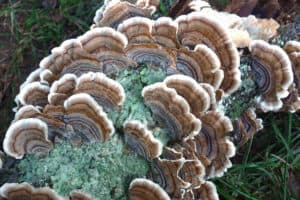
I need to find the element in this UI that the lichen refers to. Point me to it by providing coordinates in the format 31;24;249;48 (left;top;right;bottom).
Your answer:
18;136;149;200
108;66;167;130
16;66;168;200
220;62;258;120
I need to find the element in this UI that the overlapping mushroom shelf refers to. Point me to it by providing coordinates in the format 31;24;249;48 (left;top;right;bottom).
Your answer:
1;0;300;200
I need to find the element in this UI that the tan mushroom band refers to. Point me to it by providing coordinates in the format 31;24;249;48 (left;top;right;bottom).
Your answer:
1;0;299;200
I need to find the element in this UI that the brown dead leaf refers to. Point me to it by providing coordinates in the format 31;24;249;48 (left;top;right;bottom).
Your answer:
225;0;258;17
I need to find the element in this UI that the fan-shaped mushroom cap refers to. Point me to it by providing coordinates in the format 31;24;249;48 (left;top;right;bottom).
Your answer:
70;191;93;200
75;72;125;110
39;69;57;85
176;12;241;95
142;82;201;141
250;40;294;112
176;45;224;89
3;118;53;159
64;93;114;142
193;182;219;200
152;17;179;48
49;72;125;111
178;160;205;187
43;105;65;121
285;41;300;54
93;0;152;28
282;41;300;112
149;158;190;196
14;105;42;121
13;105;67;142
197;111;235;177
233;108;263;146
99;51;137;74
79;27;135;73
49;74;77;105
0;183;63;200
78;27;127;54
282;86;300;112
123;120;163;160
40;39;101;78
18;82;50;107
178;111;234;178
118;17;153;44
189;5;278;48
125;43;177;74
284;41;300;88
129;178;170;200
200;83;218;110
164;74;212;115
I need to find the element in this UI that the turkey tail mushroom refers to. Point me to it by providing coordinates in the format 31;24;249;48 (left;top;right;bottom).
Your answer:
176;12;241;95
175;45;224;89
250;40;294;112
149;158;190;197
117;17;154;44
151;17;179;48
176;111;235;178
48;74;77;106
69;191;93;200
125;43;177;74
93;0;152;28
63;93;114;142
78;27;136;73
13;105;66;142
49;72;126;111
75;72;125;110
233;108;263;146
193;182;219;200
40;39;100;79
129;178;171;200
164;74;215;116
142;82;201;141
197;111;235;177
3;118;53;159
123;120;163;160
283;41;300;112
17;82;50;108
178;159;205;187
0;183;64;200
164;75;216;117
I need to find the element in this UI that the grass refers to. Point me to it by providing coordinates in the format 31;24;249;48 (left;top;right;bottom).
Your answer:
214;112;300;200
0;0;299;199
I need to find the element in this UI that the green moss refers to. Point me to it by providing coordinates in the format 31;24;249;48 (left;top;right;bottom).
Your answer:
108;66;167;130
18;137;149;200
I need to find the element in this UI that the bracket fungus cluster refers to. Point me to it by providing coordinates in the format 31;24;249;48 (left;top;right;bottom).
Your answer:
1;0;299;200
